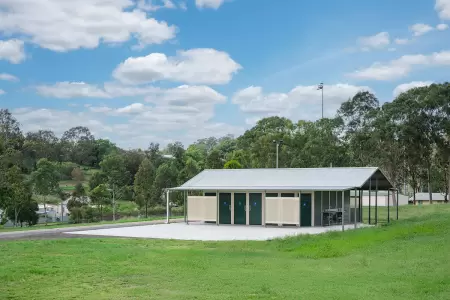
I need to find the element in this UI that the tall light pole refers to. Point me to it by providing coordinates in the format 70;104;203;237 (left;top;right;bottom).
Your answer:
317;82;324;119
272;140;283;168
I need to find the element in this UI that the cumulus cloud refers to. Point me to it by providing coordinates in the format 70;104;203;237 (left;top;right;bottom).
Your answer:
348;51;450;80
0;39;25;63
394;38;410;45
436;0;450;20
113;48;241;85
0;0;176;52
393;81;433;97
36;82;111;99
11;102;242;149
137;0;176;11
0;89;5;95
196;0;226;9
358;32;390;50
410;23;434;36
232;84;371;120
437;23;449;30
0;73;19;82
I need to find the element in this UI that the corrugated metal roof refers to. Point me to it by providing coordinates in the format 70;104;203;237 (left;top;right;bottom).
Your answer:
172;167;380;191
410;193;447;201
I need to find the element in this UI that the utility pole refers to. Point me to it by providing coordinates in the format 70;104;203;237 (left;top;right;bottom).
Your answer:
272;140;283;168
317;82;324;119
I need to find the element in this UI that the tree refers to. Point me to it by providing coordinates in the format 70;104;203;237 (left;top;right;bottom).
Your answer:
337;91;379;166
0;109;23;150
4;166;33;226
31;159;60;225
134;159;156;217
89;184;110;220
61;126;95;165
205;149;223;169
100;154;130;219
88;172;108;191
6;199;38;227
152;162;178;205
123;150;145;185
71;167;84;182
224;160;242;169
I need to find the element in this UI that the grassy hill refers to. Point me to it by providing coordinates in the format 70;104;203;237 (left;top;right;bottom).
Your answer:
1;205;450;299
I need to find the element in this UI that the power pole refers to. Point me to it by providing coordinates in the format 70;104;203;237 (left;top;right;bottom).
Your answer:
272;140;283;168
318;83;324;119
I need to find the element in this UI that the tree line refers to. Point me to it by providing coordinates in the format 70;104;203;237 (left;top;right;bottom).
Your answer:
1;82;449;226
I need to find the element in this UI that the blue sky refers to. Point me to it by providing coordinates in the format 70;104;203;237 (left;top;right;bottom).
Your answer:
1;0;450;148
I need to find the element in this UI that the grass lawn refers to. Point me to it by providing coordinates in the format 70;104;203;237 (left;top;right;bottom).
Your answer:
362;203;447;223
1;206;450;300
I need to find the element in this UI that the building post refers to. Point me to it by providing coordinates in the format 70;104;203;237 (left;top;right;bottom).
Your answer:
375;178;378;225
184;190;187;224
359;189;362;223
396;189;399;220
387;189;390;223
342;191;345;232
354;189;357;229
216;190;219;226
166;189;170;224
369;179;372;225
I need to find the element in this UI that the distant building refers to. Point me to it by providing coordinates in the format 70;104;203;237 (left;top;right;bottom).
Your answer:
410;193;448;205
360;191;409;207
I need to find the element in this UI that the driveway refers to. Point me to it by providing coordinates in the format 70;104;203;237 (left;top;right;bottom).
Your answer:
0;219;183;241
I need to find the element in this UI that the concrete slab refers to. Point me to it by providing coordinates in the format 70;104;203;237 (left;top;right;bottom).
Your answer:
66;222;368;241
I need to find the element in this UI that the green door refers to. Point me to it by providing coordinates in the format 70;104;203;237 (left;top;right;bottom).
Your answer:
234;193;247;225
219;193;231;224
249;193;262;225
300;194;312;227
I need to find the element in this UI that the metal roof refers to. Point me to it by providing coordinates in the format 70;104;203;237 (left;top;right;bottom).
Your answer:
410;193;446;201
172;167;393;191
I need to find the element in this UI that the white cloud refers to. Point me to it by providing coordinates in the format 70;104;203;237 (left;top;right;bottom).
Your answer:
36;82;111;99
0;73;19;82
410;23;434;36
436;0;450;20
358;32;390;50
437;23;449;30
113;48;241;85
12;108;113;137
179;1;188;10
146;85;226;105
393;81;433;97
232;84;371;120
348;51;450;80
0;89;5;95
116;103;148;114
0;0;176;52
137;0;176;11
395;38;410;45
0;39;25;63
196;0;226;9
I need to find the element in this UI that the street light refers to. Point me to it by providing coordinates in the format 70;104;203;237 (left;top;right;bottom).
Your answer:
317;82;324;119
272;140;284;168
107;185;116;221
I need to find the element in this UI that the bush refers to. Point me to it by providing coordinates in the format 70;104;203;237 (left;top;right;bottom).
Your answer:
58;162;78;180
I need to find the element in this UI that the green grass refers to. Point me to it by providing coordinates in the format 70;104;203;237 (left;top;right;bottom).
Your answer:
0;216;180;232
1;205;450;299
362;204;447;224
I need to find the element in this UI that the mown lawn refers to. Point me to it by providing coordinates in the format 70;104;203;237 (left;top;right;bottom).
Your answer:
1;206;450;300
